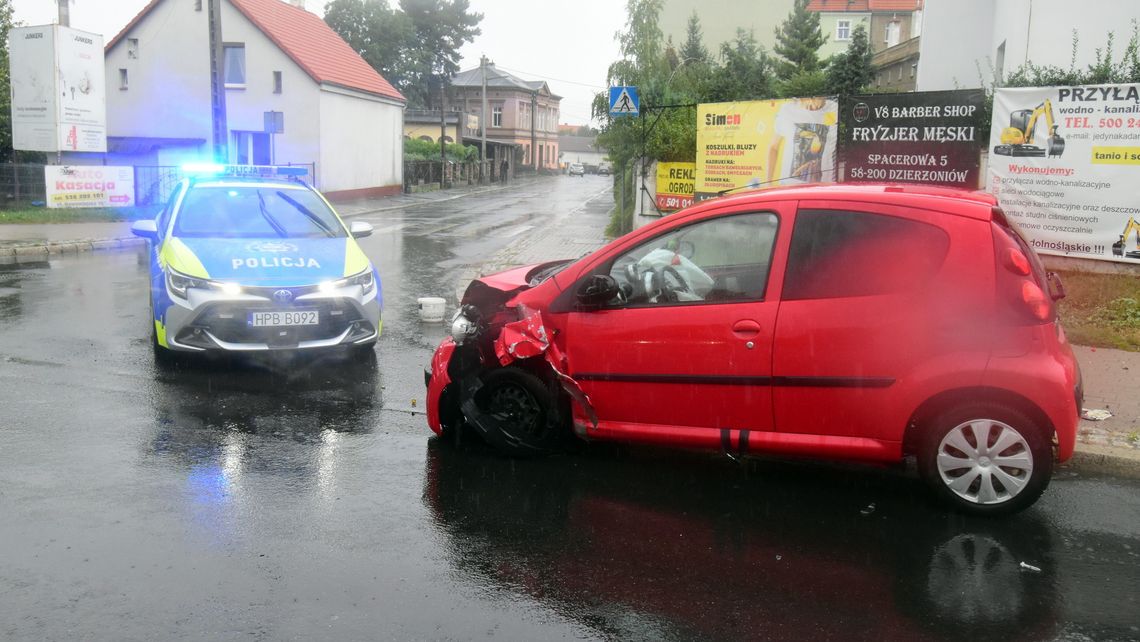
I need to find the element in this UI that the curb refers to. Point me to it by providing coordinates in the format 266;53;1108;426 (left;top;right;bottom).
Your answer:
0;236;146;261
338;177;549;219
1066;443;1140;479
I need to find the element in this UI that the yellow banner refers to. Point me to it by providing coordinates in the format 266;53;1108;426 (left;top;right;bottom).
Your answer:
655;162;696;211
1091;146;1140;165
695;98;838;200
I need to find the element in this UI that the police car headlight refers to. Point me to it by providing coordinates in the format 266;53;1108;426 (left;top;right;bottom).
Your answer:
345;269;375;294
167;269;211;299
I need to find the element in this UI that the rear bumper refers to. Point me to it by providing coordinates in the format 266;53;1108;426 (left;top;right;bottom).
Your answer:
982;327;1082;461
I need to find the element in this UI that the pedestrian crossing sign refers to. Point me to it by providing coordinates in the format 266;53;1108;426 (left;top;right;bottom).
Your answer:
609;86;639;117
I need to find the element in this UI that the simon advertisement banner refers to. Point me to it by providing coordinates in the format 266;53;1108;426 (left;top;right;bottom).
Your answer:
989;84;1140;264
694;98;839;201
655;162;695;211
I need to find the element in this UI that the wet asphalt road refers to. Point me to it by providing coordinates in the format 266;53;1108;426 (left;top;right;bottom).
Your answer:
1;176;1139;641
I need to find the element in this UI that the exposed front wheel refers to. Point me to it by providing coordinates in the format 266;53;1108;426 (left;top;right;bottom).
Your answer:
470;367;565;457
918;403;1052;516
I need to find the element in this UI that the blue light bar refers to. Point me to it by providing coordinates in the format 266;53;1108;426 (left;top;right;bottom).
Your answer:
180;164;309;178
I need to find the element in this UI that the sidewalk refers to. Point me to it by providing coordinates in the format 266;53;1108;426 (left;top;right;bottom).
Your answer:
1;178;1136;474
0;176;547;262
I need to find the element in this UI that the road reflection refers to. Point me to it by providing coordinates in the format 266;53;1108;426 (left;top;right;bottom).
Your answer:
424;439;1059;641
144;352;381;527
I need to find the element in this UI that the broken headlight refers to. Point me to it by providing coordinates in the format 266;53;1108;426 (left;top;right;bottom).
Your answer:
449;304;481;345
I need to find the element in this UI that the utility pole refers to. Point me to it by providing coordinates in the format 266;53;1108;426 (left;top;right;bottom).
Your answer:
57;0;69;26
439;74;447;188
530;91;537;172
207;0;228;162
480;55;488;180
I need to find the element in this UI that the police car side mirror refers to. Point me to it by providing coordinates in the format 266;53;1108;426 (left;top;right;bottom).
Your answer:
349;221;373;239
131;219;158;241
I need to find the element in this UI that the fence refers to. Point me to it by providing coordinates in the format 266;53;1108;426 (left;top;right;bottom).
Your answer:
0;162;318;209
0;164;49;208
403;159;505;192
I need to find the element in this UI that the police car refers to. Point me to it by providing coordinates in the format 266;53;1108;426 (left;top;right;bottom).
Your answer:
130;164;381;358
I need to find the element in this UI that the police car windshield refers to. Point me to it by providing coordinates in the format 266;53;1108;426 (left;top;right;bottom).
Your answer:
173;185;346;238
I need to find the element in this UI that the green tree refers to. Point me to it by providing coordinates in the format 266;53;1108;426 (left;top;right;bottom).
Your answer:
0;0;16;157
825;23;873;96
324;0;481;108
772;0;827;80
679;11;708;65
707;29;774;102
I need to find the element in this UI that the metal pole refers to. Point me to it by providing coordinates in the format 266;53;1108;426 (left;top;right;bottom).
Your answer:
207;0;228;162
439;76;447;188
480;55;488;181
531;91;537;172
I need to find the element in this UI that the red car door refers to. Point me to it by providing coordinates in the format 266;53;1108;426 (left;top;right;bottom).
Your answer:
771;200;993;461
561;203;793;451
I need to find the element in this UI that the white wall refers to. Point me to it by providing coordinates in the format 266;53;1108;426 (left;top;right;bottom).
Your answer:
914;0;994;91
918;0;1140;91
218;1;321;169
318;86;403;193
562;150;606;165
995;0;1140;74
104;0;212;142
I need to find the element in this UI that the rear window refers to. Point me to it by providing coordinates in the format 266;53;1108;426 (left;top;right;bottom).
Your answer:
783;209;950;300
173;185;346;238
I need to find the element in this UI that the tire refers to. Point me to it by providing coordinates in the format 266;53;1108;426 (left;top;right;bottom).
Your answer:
470;367;565;457
917;403;1052;516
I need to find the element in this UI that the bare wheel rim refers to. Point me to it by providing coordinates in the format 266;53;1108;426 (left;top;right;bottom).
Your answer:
488;383;543;438
936;419;1034;505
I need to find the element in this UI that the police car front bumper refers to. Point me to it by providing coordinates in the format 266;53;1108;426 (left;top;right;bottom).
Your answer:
161;281;380;352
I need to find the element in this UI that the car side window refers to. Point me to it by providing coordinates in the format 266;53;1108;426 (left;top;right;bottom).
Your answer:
607;212;778;306
782;208;950;300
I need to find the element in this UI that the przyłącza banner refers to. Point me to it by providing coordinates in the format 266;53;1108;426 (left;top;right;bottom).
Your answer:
989;84;1140;263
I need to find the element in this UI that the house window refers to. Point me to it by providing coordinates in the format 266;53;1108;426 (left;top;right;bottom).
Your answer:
836;20;851;41
223;44;246;87
885;21;900;48
492;106;502;127
119;68;128;90
273;71;282;94
910;63;916;79
127;38;138;59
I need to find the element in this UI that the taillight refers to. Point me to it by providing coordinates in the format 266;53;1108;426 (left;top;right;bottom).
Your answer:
1003;247;1030;276
1021;280;1051;321
991;218;1054;324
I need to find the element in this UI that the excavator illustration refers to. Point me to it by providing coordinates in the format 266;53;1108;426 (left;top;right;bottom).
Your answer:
993;99;1065;157
1112;216;1140;258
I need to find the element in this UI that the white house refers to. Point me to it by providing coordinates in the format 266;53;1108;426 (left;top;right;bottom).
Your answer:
100;0;405;199
915;0;1140;91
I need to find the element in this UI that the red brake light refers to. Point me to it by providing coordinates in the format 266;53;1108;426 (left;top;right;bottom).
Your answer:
1021;281;1051;321
1003;247;1030;276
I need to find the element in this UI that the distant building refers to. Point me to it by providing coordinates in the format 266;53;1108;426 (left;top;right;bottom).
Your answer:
558;134;607;169
660;0;794;58
449;63;561;171
403;110;477;145
101;0;405;199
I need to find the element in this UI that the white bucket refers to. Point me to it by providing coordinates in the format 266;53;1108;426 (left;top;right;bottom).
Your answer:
417;297;447;323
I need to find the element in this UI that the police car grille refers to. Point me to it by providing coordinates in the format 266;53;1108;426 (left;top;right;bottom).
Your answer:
187;301;364;345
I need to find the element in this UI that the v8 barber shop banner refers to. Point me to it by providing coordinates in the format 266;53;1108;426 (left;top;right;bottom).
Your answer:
695;98;838;201
989;84;1140;263
840;89;985;188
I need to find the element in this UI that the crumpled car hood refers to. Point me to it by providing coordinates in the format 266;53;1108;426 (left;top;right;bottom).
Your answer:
461;259;572;309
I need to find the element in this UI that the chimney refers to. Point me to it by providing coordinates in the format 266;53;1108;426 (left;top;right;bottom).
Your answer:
288;0;306;8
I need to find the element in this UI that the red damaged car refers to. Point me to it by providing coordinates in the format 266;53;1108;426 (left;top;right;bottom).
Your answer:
424;184;1082;515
